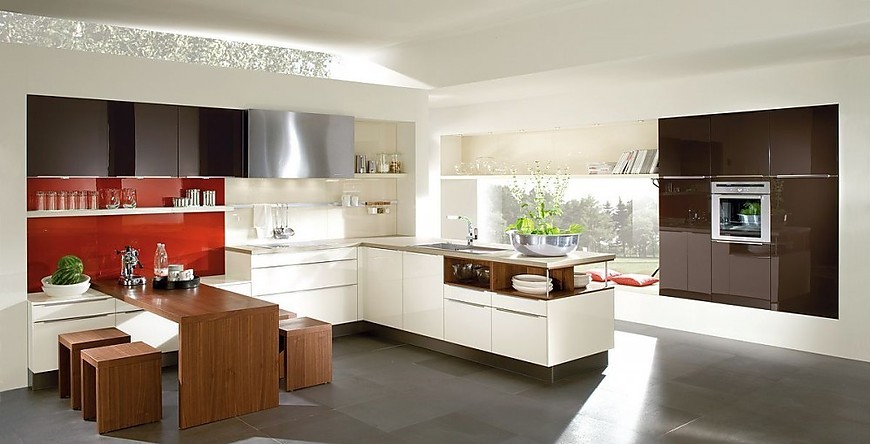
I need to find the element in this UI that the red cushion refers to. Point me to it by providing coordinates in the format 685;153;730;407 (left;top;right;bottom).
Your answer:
610;274;660;287
586;268;621;282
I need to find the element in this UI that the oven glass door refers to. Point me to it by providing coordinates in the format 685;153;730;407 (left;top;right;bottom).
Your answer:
712;194;770;243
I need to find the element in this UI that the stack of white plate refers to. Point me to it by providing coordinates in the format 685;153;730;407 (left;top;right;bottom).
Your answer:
511;274;553;295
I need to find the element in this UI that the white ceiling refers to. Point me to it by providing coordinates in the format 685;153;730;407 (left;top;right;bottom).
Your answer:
4;0;870;107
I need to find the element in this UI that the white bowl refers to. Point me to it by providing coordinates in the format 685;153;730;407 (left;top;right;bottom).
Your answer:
574;272;590;288
512;274;551;284
41;274;91;298
512;283;553;295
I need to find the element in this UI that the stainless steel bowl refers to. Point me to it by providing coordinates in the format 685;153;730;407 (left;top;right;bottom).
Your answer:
506;231;580;257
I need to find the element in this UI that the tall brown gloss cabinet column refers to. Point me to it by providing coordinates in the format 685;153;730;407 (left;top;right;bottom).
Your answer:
658;104;838;319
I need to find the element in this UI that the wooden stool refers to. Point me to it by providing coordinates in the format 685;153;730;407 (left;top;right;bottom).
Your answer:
278;317;332;391
278;308;297;320
58;327;131;410
80;341;162;434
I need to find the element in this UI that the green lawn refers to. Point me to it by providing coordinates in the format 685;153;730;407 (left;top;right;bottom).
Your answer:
576;257;659;276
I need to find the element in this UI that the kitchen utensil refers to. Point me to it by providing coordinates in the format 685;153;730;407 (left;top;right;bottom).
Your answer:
122;188;137;208
41;274;91;298
574;272;590;288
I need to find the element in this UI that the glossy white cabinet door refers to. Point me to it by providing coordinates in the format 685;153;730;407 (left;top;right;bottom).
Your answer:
402;252;444;339
251;259;357;296
491;307;547;365
358;247;403;328
547;288;615;366
115;310;179;353
444;297;491;352
258;285;358;325
29;313;115;373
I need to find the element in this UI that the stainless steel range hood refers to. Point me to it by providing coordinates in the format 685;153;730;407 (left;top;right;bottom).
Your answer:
247;109;354;179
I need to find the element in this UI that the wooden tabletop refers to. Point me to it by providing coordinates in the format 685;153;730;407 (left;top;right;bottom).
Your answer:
92;279;276;323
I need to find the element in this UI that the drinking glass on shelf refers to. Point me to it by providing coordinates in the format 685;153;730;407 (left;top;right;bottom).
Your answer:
68;191;78;210
35;191;46;211
77;191;87;210
102;188;120;209
122;188;137;208
88;191;98;210
45;191;57;211
57;191;68;211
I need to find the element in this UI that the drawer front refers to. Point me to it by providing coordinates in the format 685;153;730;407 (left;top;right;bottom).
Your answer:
492;307;548;365
29;313;115;373
31;297;116;322
491;293;547;317
251;247;357;268
201;281;253;296
443;284;491;306
444;298;491;352
257;285;358;325
251;259;358;296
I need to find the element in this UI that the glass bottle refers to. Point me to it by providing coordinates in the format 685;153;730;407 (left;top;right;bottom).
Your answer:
154;243;169;278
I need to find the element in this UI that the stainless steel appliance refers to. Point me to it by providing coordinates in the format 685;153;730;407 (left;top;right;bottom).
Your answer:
247;109;354;178
711;181;770;244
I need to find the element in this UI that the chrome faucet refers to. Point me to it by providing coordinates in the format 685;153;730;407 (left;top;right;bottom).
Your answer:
447;215;478;247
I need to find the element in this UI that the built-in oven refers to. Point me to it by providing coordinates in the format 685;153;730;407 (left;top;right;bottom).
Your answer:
711;181;771;244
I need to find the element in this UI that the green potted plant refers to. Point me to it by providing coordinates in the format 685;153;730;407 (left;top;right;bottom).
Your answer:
738;202;761;226
505;161;584;256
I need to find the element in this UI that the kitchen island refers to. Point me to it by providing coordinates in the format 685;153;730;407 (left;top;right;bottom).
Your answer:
91;280;279;429
226;237;616;381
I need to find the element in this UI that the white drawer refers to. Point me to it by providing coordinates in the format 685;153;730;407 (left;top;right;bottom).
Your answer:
258;285;358;325
29;313;115;373
491;293;547;317
443;284;491;306
31;297;116;322
251;247;357;268
251;259;358;296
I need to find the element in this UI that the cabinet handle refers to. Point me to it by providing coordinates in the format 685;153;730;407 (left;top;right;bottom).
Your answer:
494;307;545;318
659;176;709;179
774;174;834;178
35;296;112;307
34;313;114;324
446;298;488;309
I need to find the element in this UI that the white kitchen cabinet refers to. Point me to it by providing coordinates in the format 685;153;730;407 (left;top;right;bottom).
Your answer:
443;285;491;351
547;289;614;366
491;294;548;365
251;259;357;296
115;300;179;352
358;247;403;328
28;292;116;373
229;247;359;325
402;252;443;339
259;285;358;325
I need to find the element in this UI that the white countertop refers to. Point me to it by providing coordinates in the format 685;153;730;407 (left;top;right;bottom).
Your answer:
226;236;615;269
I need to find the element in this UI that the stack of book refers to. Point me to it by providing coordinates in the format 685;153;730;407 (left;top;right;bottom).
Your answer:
612;149;658;174
586;162;617;174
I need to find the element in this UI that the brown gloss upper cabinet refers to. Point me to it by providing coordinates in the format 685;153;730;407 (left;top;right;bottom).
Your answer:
769;105;838;176
710;110;770;176
27;95;110;176
111;103;245;177
658;116;711;176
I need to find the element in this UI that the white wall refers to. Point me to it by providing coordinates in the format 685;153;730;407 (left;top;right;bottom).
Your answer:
0;43;428;391
431;56;870;362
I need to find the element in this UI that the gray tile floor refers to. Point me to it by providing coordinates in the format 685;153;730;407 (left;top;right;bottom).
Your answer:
3;321;870;443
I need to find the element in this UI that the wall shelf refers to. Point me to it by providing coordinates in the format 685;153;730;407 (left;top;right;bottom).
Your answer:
353;173;407;179
441;174;657;180
27;205;234;218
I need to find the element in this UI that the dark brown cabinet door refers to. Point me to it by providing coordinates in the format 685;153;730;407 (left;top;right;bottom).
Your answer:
659;231;688;292
178;107;245;177
686;233;711;294
658;116;710;176
134;103;179;176
27;95;109;176
711;242;771;310
770;105;838;175
710;110;770;176
771;177;838;318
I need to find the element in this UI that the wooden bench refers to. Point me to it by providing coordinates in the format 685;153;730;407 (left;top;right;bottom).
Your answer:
58;327;131;410
278;317;332;391
80;341;162;434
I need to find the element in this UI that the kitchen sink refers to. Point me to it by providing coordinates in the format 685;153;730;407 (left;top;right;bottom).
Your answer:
414;242;509;255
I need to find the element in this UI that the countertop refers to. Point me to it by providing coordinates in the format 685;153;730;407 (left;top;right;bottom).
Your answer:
91;279;276;323
226;236;615;269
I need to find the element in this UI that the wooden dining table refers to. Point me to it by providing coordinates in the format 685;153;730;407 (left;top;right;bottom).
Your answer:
92;280;279;429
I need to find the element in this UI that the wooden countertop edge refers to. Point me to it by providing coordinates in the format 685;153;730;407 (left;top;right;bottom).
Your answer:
92;280;277;324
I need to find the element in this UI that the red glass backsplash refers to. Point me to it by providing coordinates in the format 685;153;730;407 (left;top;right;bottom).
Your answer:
27;178;226;292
